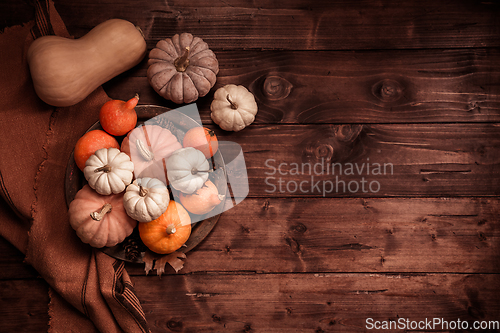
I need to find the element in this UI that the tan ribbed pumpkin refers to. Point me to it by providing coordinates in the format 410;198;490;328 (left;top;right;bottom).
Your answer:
147;33;219;104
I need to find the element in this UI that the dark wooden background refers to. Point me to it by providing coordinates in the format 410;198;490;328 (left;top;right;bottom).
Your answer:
1;0;500;332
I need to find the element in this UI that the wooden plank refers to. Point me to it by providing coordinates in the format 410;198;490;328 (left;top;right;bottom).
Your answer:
0;1;34;30
51;0;500;50
1;273;498;332
6;3;500;124
3;197;498;278
132;272;500;332
3;198;498;279
0;237;39;280
125;197;500;276
56;122;500;199
209;123;500;198
103;49;500;124
0;280;49;332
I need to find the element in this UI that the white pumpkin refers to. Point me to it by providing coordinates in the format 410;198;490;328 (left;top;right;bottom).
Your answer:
210;84;258;131
123;177;170;222
84;147;134;195
166;147;210;194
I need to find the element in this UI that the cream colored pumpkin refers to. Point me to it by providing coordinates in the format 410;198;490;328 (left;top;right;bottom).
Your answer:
84;147;134;195
69;185;137;248
123;177;170;222
166;147;210;194
210;84;258;131
27;19;147;107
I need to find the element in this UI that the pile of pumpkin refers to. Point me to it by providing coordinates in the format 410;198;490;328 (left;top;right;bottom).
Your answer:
26;19;259;256
70;96;224;255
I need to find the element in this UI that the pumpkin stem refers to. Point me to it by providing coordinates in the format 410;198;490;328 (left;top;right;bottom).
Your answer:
95;165;112;173
207;128;216;137
174;47;190;72
136;139;154;161
191;168;213;175
125;94;140;109
90;203;113;221
166;224;177;234
226;94;238;110
139;185;149;197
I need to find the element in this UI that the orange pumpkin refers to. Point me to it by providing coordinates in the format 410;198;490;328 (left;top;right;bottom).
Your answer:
99;94;139;136
74;129;120;171
182;126;218;159
138;201;191;254
179;180;225;215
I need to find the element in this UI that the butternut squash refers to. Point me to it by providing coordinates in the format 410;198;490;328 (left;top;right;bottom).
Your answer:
27;19;147;107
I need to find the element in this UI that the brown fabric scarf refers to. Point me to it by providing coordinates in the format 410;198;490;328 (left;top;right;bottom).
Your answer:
0;1;150;332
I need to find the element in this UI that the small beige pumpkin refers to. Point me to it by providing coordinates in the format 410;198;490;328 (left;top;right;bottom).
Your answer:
166;147;210;194
147;33;219;104
210;84;258;131
69;185;137;248
84;147;134;195
123;177;170;222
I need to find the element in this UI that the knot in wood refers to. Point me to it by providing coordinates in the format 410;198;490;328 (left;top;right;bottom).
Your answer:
291;223;307;233
334;125;363;143
166;319;183;331
262;75;292;100
314;143;334;162
372;79;403;102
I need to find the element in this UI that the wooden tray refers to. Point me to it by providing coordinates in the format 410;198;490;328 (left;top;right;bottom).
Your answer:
65;105;226;263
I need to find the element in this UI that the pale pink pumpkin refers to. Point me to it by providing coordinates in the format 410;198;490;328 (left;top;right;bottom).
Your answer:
121;124;182;185
68;185;137;248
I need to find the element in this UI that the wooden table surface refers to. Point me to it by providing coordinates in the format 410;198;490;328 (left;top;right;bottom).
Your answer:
2;0;500;332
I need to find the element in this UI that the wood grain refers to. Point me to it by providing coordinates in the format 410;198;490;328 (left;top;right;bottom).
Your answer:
131;273;500;332
102;49;500;124
2;196;498;278
0;1;34;29
210;123;500;197
1;1;500;332
2;272;498;332
50;0;500;51
0;280;49;332
0;239;39;280
122;197;500;276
